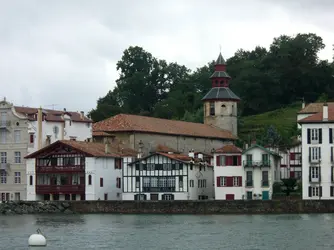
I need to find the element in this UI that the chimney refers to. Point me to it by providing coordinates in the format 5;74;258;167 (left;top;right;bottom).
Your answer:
37;106;43;150
63;108;66;112
245;143;249;150
188;149;195;158
302;101;305;109
105;142;110;154
80;111;84;119
323;103;328;121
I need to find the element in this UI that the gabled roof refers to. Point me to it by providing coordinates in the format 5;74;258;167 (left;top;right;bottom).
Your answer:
93;114;236;140
14;106;92;123
152;144;180;154
299;108;334;123
298;102;334;114
243;144;281;158
215;144;242;154
201;87;240;101
25;140;137;159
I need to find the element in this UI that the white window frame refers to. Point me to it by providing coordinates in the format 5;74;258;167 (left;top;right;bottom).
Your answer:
0;171;6;184
14;172;21;184
311;186;319;197
310;147;320;162
0;130;6;143
233;176;239;186
189;179;194;187
0;152;6;163
163;194;174;200
311;166;319;179
14;152;21;163
311;129;319;143
220;177;226;186
14;130;21;143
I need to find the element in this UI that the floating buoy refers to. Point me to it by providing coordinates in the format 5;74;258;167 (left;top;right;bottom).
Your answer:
28;228;47;246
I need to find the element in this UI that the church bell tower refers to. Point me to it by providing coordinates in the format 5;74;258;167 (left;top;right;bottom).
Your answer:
202;52;240;136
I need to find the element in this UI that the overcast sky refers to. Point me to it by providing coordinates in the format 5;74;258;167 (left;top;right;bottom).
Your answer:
1;0;333;114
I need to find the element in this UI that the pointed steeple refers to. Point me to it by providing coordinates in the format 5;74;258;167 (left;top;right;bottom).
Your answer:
215;52;226;65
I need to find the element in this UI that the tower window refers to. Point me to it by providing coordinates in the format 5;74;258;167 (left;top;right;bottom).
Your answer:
210;102;215;116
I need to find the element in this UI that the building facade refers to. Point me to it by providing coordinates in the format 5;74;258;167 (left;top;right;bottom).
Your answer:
278;143;302;179
242;144;281;200
0;99;93;201
122;149;213;201
213;145;243;200
25;140;136;201
299;103;334;199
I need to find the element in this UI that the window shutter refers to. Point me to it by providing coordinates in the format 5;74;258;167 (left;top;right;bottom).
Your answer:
307;129;311;144
226;177;233;187
330;129;333;144
290;153;295;160
216;176;221;187
216;156;220;166
319;129;322;144
331;147;333;162
171;194;175;200
309;147;311;162
308;186;312;197
238;176;242;187
319;186;322;197
332;167;334;182
237;155;241;166
319;167;321;182
319;147;321;160
331;186;334;197
309;167;311;182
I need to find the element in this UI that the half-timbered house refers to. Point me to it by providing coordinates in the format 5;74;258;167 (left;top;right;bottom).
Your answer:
25;140;136;201
122;148;214;201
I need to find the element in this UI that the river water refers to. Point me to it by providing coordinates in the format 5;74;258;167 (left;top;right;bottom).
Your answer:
0;213;333;249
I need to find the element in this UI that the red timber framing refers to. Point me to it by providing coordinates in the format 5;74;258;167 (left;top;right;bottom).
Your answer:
32;142;87;195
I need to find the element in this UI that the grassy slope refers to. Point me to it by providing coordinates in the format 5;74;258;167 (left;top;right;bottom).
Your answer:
239;102;301;141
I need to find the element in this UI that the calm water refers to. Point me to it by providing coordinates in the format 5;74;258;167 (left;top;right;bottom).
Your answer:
0;213;333;249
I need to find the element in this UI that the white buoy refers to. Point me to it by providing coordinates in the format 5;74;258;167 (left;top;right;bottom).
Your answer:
28;229;47;246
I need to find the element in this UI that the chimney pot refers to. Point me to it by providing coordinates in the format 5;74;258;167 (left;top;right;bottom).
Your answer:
63;108;66;112
323;103;328;121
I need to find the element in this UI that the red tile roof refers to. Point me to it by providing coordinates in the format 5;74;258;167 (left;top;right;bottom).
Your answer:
14;106;92;123
25;140;137;159
215;144;242;154
93;114;236;140
154;144;179;153
299;108;334;123
298;102;334;114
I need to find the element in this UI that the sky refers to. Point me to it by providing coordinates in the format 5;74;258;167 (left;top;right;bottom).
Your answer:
1;0;334;114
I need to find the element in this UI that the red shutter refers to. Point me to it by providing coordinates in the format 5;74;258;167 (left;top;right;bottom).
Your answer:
216;176;221;187
226;177;233;187
30;134;34;143
237;155;241;166
228;156;233;166
238;176;242;187
216;156;221;166
290;153;295;160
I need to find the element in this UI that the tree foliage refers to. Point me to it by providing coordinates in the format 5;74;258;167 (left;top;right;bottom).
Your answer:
89;33;334;144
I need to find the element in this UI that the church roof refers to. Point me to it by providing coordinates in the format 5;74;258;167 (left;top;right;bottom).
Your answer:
202;87;240;101
215;52;226;65
93;114;237;140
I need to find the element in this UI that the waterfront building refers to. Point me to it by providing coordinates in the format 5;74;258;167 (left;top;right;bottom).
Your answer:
298;103;334;199
213;144;243;200
122;144;213;201
0;98;92;201
92;52;240;156
25;140;136;201
242;144;281;200
297;102;334;129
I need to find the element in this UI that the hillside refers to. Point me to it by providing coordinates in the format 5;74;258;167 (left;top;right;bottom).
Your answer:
239;102;302;143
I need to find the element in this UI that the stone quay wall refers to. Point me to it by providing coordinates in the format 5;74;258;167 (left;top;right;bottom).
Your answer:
2;200;334;215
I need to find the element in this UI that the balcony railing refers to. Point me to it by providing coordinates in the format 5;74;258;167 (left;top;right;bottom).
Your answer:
36;165;85;173
243;160;271;168
245;180;253;187
262;180;269;187
142;187;176;192
36;184;85;194
0;120;10;128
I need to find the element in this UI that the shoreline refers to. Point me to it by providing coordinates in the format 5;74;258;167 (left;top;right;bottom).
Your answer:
0;200;333;215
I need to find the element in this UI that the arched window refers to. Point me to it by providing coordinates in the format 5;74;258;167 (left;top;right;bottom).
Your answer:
88;175;92;185
29;175;33;185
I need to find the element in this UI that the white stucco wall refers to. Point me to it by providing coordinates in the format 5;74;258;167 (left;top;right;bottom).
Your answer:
26;158;36;201
85;157;122;200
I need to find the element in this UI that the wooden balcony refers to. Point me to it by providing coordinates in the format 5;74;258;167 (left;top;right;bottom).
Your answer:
36;184;85;194
36;165;85;173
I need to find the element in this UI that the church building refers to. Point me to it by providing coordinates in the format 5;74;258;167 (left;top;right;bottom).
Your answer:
92;53;240;156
